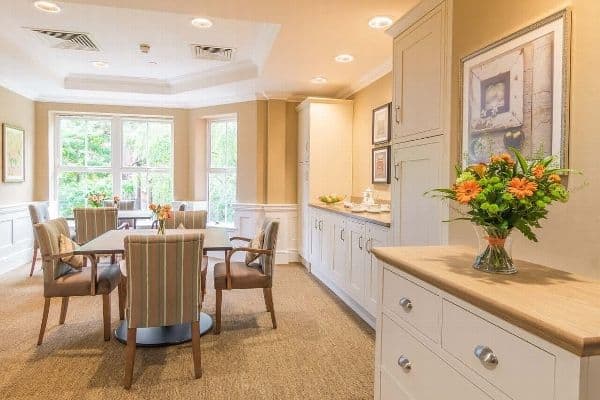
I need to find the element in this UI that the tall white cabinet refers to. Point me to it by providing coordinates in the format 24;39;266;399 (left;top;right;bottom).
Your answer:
388;0;451;246
297;98;353;265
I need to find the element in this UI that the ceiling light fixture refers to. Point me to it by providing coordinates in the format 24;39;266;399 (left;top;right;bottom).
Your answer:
335;54;354;63
310;76;328;84
91;60;109;69
33;1;61;13
191;17;213;29
368;16;393;29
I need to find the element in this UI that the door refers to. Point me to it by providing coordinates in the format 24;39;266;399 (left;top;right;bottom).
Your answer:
392;139;446;246
364;224;389;316
346;219;366;303
309;208;322;275
331;216;347;286
320;212;334;275
393;4;445;142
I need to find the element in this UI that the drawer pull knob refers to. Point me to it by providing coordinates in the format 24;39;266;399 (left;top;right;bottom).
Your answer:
399;297;413;310
474;345;498;368
397;355;412;371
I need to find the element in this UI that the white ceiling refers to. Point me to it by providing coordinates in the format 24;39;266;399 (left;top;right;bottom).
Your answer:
0;0;420;108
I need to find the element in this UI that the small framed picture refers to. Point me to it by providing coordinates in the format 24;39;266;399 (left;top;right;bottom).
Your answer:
372;103;391;144
2;124;25;183
372;146;391;184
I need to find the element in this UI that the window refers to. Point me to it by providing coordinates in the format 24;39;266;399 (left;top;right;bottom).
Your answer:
55;114;173;217
207;118;237;226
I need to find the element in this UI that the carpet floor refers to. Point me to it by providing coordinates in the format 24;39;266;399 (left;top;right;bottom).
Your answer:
0;260;374;399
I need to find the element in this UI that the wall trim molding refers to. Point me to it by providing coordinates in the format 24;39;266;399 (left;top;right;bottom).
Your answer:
336;58;393;99
385;0;444;38
0;202;35;276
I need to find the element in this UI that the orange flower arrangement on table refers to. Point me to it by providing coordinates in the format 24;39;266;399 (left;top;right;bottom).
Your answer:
430;148;573;274
87;192;107;208
149;203;173;235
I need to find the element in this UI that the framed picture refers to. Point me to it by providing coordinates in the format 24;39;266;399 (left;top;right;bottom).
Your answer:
461;9;571;168
372;103;391;144
2;124;25;183
372;146;390;184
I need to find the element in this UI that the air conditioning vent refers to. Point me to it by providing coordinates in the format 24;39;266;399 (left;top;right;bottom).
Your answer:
27;28;100;51
190;44;235;62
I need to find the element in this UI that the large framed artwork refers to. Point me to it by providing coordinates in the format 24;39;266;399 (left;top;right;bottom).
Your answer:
2;124;25;183
372;103;391;144
372;146;390;184
461;9;571;168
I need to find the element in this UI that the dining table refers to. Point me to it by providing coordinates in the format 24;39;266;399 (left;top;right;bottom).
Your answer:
74;228;233;347
115;209;153;229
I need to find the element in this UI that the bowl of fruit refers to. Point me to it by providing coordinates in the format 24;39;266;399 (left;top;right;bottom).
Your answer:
318;194;345;205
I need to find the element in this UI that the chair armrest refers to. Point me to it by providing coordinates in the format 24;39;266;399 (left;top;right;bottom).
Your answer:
117;222;130;230
229;236;252;243
42;252;75;262
43;253;98;295
224;247;273;289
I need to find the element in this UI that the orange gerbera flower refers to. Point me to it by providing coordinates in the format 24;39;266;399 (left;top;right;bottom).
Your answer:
455;180;482;204
508;177;538;199
470;163;487;178
491;153;515;166
549;174;561;183
531;164;545;179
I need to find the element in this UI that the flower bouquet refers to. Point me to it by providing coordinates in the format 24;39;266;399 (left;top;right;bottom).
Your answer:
149;203;173;235
87;192;107;208
429;149;572;274
112;195;121;207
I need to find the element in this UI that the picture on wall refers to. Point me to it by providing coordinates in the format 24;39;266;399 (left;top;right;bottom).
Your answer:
461;9;571;168
372;103;391;144
372;146;390;184
2;124;25;183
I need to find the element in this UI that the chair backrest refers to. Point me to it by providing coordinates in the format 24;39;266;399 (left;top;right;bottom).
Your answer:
124;233;204;328
259;219;279;277
34;218;76;284
73;207;118;244
103;200;135;210
29;203;50;246
165;210;207;229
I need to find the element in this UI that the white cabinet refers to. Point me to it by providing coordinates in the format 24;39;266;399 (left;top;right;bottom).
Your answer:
309;208;322;275
331;216;347;286
297;163;310;261
364;223;390;316
346;219;366;304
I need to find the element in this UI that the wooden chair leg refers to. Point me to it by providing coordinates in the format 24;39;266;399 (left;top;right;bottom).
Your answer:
265;288;277;329
118;280;126;320
59;297;69;324
37;298;51;345
29;246;38;277
102;294;111;341
124;327;137;389
191;321;202;378
215;289;222;334
262;288;271;312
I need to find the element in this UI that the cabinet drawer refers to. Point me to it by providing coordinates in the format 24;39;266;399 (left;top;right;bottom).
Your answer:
442;300;555;400
382;267;441;342
380;315;491;400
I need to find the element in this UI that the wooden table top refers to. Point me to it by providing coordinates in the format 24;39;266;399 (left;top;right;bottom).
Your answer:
116;210;153;219
372;245;600;357
76;228;232;255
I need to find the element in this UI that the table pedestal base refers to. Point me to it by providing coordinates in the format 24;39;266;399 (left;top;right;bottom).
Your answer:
114;312;213;347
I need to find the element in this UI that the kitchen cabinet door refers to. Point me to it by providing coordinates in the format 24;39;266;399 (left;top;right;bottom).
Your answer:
309;209;322;275
364;224;390;316
320;212;334;275
331;216;347;286
346;219;366;304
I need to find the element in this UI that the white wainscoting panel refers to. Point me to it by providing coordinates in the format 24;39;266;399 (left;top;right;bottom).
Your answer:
232;203;298;264
0;203;35;275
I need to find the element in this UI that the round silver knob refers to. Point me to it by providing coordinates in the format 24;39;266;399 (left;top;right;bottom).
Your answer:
474;345;498;368
399;297;413;310
397;355;412;371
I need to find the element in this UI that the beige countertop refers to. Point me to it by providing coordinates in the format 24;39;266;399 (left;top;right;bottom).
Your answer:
372;245;600;357
309;202;391;227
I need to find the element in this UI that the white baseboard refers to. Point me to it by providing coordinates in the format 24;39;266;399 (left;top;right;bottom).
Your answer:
0;202;35;276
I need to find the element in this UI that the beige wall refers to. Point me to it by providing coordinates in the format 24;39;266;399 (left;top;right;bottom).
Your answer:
0;87;35;205
350;73;393;201
34;102;190;201
450;0;600;278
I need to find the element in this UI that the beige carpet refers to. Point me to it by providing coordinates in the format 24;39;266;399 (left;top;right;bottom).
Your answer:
0;260;374;399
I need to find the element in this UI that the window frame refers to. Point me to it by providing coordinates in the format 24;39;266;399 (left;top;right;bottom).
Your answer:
53;112;174;215
206;116;237;227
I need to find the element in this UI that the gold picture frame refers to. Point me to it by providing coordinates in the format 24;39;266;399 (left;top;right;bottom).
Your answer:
2;123;25;183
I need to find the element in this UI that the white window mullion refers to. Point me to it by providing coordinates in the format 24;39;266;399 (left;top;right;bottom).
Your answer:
112;116;122;197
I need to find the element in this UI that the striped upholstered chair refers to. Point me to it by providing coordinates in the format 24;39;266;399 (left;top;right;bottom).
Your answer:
73;207;128;264
214;219;279;334
123;233;204;389
28;203;50;276
34;218;123;345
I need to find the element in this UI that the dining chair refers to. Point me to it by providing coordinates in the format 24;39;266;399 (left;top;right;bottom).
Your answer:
28;203;50;277
103;199;135;210
123;233;204;389
73;207;129;264
213;219;279;334
34;218;123;345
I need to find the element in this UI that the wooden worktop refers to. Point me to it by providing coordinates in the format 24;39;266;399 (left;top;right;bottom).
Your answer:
372;245;600;357
309;203;391;227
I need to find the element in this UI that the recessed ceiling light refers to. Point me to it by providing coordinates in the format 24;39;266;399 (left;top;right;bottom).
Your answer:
335;54;354;63
310;76;328;84
368;16;393;29
34;1;61;13
91;60;109;69
191;17;213;29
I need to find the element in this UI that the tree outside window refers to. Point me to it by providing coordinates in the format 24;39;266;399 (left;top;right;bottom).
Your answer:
208;118;237;226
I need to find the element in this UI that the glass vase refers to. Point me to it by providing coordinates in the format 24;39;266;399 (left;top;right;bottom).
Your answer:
157;219;165;235
473;226;517;274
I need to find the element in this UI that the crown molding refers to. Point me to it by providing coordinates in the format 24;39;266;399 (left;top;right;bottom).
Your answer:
335;58;392;99
385;0;444;38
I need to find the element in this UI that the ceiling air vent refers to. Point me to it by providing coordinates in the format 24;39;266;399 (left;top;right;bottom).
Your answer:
27;28;100;51
191;44;235;62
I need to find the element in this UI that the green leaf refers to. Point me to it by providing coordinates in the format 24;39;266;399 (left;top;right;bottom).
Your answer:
510;147;529;174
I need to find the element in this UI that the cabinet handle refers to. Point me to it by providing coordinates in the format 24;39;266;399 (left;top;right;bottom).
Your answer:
474;345;498;367
366;238;372;253
358;236;363;250
319;220;323;231
314;219;318;229
399;297;413;310
340;228;345;241
395;105;402;124
394;163;400;181
397;355;412;371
